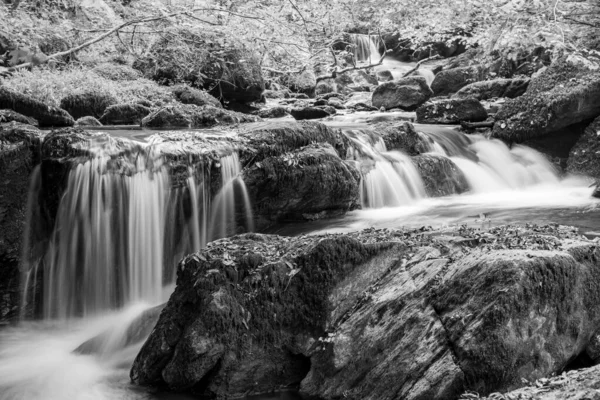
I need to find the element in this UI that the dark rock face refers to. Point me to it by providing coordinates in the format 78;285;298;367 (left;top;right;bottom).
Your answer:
372;76;433;110
0;86;74;127
290;106;335;120
59;91;118;119
244;143;360;227
567;116;600;178
0;122;41;322
412;154;469;196
99;104;151;125
430;65;485;96
141;104;259;129
375;122;430;155
376;70;394;81
255;106;288;119
454;78;530;100
131;225;600;400
416;98;488;124
171;85;222;109
75;116;102;126
493;56;600;143
0;109;37;126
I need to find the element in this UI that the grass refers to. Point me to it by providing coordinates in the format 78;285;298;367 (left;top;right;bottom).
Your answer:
2;65;173;107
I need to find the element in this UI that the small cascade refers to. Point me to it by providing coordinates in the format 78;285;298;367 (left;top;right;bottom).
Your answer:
345;131;426;208
22;137;254;320
349;33;381;63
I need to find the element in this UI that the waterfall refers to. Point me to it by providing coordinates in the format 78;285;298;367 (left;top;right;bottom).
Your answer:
22;138;254;320
349;33;381;63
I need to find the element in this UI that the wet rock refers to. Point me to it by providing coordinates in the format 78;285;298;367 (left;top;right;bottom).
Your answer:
255;106;288;119
263;89;291;99
290;106;335;120
0;122;42;322
287;70;317;97
493;56;600;143
376;69;394;81
244;143;360;227
372;76;433;111
75;116;102;126
0;109;37;126
315;80;335;96
141;104;259;129
430;65;486;96
454;78;530;100
59;91;118;119
328;99;345;109
566;116;600;178
171;85;222;108
0;86;74;127
416;98;488;124
131;224;600;400
375;121;430;155
344;92;373;108
412;154;469;196
99;104;151;125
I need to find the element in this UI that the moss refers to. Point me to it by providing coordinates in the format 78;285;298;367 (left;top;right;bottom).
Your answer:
0;86;74;127
59;91;118;119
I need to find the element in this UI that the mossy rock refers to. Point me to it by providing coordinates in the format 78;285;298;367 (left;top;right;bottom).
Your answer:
375;121;430;155
372;76;433;110
59;91;118;119
416;98;488;124
99;103;151;125
141;104;259;129
454;78;530;101
430;65;486;96
0;86;74;127
171;85;222;108
412;153;469;196
0;109;38;126
566;116;600;178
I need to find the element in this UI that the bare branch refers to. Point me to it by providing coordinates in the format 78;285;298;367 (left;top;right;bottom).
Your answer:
401;54;443;78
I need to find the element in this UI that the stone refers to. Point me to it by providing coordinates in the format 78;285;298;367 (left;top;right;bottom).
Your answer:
141;104;259;129
99;103;151;125
59;91;118;119
243;143;361;228
566;116;600;178
0;86;74;127
263;89;291;99
412;154;469;196
75;116;102;126
372;76;433;111
290;106;335;120
376;69;394;81
416;98;488;124
454;78;530;100
375;122;430;155
288;70;317;97
0;122;42;322
493;56;600;143
255;106;288;119
92;63;141;81
430;65;486;96
130;224;600;400
0;109;37;126
315;80;335;96
171;85;222;108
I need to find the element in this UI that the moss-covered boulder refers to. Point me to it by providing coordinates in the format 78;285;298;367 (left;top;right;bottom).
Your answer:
171;85;222;108
243;143;360;227
141;104;259;129
416;98;488;124
372;76;433;110
0;122;42;322
0;86;74;127
75;116;102;127
59;91;118;120
412;154;469;196
99;103;151;125
430;65;486;96
454;78;530;100
255;106;288;119
0;109;37;126
130;224;600;400
286;70;317;97
566;116;600;178
492;56;600;143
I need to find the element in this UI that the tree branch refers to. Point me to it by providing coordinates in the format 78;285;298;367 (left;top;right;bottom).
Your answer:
401;54;442;78
315;51;386;83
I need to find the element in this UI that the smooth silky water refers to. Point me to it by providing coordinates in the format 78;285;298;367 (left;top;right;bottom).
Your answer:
2;115;600;399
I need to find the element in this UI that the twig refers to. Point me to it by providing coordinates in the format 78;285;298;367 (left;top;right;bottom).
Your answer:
401;54;442;78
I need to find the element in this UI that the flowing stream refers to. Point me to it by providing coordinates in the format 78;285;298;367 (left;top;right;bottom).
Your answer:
1;117;599;398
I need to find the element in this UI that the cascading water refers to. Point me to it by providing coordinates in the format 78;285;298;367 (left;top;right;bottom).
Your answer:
21;134;254;321
349;33;381;63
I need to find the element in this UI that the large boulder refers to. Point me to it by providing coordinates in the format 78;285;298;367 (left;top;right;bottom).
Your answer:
130;224;600;400
244;143;360;226
99;104;151;125
566;116;600;178
133;28;264;103
287;70;317;97
59;91;118;119
0;87;74;127
375;121;430;155
416;98;488;124
141;104;258;129
454;78;530;100
0;122;41;321
492;56;600;143
412;154;469;196
372;76;433;110
430;65;486;96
